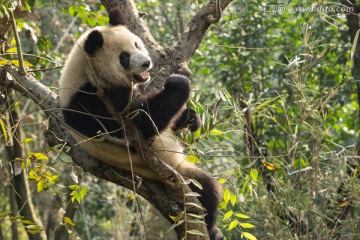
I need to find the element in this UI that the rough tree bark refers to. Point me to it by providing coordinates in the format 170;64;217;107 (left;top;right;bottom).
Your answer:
1;0;233;239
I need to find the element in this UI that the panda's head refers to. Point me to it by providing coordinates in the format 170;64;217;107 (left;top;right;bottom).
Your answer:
82;9;152;87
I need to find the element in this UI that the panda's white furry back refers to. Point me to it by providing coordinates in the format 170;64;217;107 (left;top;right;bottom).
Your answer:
59;8;223;240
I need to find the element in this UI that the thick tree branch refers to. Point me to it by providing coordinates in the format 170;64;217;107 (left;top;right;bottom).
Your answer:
174;0;232;64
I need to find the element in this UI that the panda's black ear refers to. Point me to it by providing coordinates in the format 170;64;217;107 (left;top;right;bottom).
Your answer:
108;8;125;26
84;30;104;55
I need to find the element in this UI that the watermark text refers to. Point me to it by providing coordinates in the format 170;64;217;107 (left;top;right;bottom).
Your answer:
260;5;353;14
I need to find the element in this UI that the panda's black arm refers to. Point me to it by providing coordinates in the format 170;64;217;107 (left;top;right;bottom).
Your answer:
63;83;126;139
132;75;191;139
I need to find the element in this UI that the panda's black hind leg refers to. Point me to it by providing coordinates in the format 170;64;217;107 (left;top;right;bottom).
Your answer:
185;169;223;240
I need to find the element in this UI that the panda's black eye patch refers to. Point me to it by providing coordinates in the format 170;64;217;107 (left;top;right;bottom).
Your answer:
119;51;130;69
135;42;141;50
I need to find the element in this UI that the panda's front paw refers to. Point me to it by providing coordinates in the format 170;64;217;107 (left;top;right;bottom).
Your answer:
188;109;201;132
172;108;200;132
164;74;191;92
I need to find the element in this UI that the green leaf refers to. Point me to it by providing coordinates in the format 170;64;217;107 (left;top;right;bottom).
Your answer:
209;129;223;135
6;47;17;53
240;223;256;228
228;220;238;230
28;152;48;161
63;217;75;226
250;169;258;182
186;155;199;163
243;231;257;240
69;185;87;203
193;128;201;140
60;153;72;162
230;194;236;206
0;118;8;142
223;210;233;220
0;59;9;66
223;189;231;203
218;178;226;184
36;179;46;192
351;29;360;60
234;213;251;219
68;6;77;16
22;138;35;143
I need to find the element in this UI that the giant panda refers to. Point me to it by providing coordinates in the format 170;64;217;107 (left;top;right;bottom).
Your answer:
59;8;223;240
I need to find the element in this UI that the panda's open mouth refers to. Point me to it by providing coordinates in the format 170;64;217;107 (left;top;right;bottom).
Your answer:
133;71;150;82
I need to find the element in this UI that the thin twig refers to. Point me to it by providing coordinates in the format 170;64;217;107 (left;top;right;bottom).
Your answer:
9;9;26;75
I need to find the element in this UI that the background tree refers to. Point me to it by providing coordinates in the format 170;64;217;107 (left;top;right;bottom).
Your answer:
1;0;360;240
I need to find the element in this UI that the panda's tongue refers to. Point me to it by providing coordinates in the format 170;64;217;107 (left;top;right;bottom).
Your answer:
139;71;150;81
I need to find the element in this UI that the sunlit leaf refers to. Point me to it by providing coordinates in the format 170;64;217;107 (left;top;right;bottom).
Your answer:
22;138;35;143
235;213;251;219
250;169;258;182
0;118;8;142
10;60;33;67
209;129;223;135
230;194;236;206
6;47;17;53
223;210;233;220
63;217;75;226
228;220;238;230
28;152;48;161
186;155;199;163
193;128;201;140
263;161;280;171
243;231;257;240
339;201;350;207
240;223;256;228
218;178;226;184
0;59;9;66
223;189;231;203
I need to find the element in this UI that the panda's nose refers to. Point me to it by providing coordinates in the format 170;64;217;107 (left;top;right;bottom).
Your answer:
142;60;151;69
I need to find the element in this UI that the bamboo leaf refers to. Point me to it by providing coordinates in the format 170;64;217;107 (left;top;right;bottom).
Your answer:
228;220;238;230
234;213;251;219
223;210;233;220
243;232;257;240
240;222;256;228
351;29;360;60
250;169;258;182
223;189;231;203
0;118;8;142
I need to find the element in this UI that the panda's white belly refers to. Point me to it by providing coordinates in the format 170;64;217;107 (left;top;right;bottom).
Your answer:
71;130;189;180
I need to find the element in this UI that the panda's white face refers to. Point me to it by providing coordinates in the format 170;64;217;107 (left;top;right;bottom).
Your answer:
85;25;152;87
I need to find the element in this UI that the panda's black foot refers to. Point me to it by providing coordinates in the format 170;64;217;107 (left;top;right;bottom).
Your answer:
210;229;224;240
164;74;191;92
